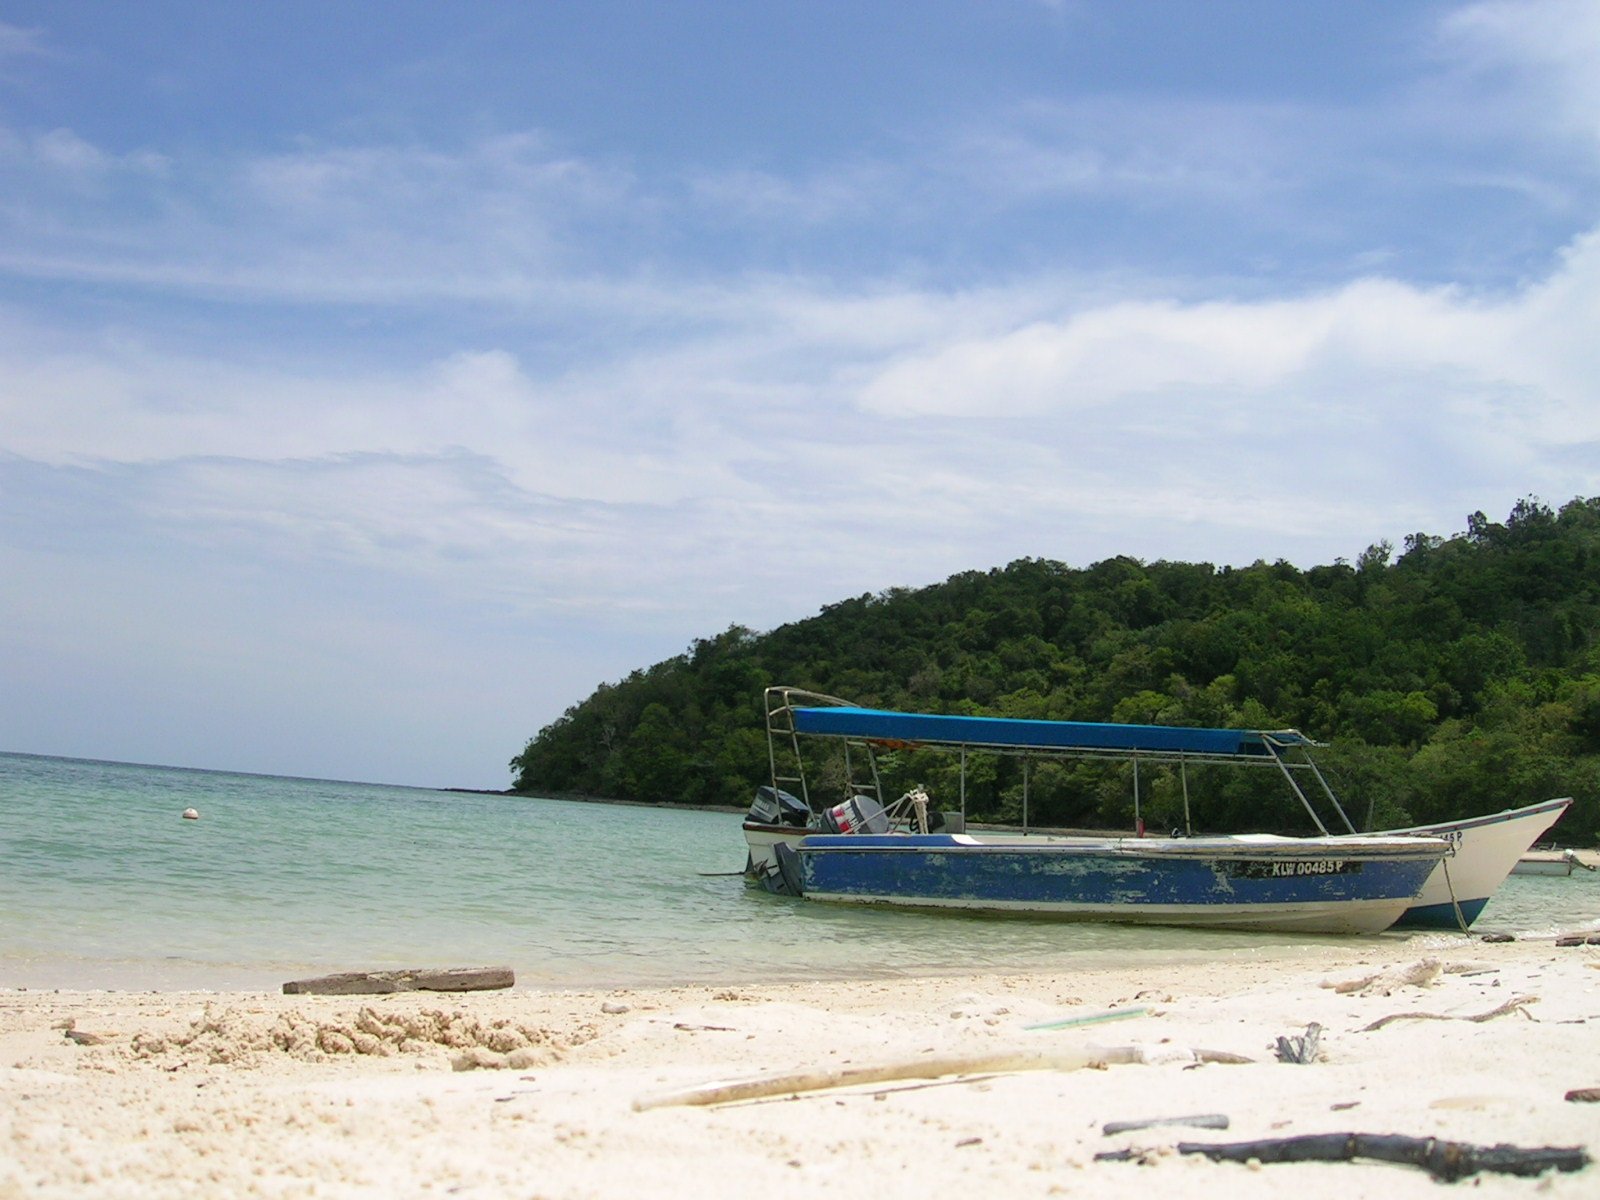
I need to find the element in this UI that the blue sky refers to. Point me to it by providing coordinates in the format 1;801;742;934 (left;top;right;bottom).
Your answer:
3;1;1598;788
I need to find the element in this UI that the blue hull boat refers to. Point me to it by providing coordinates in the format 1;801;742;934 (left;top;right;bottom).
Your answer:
778;832;1446;935
746;687;1451;935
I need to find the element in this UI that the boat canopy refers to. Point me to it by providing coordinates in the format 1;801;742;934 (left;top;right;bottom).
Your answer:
790;705;1316;760
765;687;1352;836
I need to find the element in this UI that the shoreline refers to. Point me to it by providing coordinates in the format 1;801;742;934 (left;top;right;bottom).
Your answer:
3;936;1595;1197
0;933;1430;998
492;787;748;815
7;880;1599;997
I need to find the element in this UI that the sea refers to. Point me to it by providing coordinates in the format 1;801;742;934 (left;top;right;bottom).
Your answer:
3;751;1597;993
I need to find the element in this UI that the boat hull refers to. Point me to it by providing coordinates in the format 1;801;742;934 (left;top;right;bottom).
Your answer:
781;833;1445;935
1370;798;1572;928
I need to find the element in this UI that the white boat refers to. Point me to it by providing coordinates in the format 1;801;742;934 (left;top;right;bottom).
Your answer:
1371;799;1573;927
1510;847;1594;877
744;688;1448;935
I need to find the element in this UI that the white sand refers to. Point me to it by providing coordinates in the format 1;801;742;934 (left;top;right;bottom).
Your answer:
3;936;1598;1198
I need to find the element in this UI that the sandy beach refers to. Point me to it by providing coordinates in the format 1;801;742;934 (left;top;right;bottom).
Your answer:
3;935;1597;1198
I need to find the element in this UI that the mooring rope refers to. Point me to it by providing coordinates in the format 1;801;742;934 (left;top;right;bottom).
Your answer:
1442;853;1470;934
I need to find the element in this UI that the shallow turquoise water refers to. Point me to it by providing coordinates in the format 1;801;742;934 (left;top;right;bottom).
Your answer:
2;752;1595;991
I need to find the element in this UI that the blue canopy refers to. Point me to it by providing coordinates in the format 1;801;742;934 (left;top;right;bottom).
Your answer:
789;706;1314;759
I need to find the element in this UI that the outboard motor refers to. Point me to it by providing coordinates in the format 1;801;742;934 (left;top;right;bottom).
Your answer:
821;794;891;834
748;785;810;827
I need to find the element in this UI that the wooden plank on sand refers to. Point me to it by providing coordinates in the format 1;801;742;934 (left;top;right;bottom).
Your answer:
282;966;515;995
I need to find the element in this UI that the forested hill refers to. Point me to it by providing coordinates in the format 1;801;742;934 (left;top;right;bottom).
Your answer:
510;497;1600;844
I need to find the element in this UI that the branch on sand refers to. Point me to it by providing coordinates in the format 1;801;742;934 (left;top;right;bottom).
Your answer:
1358;994;1537;1033
634;1043;1252;1111
1168;1133;1589;1181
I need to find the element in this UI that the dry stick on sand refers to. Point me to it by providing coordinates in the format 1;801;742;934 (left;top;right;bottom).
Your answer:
634;1044;1251;1111
1169;1133;1590;1182
1358;994;1537;1033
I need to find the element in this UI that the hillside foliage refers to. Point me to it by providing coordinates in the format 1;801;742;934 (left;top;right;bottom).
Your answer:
510;497;1600;844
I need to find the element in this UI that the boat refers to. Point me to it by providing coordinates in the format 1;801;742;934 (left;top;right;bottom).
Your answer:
1368;798;1573;927
1511;847;1595;877
744;688;1448;935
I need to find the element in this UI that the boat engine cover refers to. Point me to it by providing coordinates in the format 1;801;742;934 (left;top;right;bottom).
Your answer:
823;795;890;835
749;785;809;827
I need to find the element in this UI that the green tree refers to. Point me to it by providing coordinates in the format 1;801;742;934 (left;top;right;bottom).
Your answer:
505;495;1600;845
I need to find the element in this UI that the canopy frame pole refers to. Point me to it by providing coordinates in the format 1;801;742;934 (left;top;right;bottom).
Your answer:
959;747;968;824
865;743;885;807
1181;759;1192;836
1133;755;1142;835
1299;753;1357;834
1266;742;1330;835
1022;756;1030;834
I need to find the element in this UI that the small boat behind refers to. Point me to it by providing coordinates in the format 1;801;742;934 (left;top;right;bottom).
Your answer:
1511;848;1596;877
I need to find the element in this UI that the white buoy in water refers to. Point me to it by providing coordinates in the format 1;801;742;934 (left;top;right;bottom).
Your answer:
182;808;200;821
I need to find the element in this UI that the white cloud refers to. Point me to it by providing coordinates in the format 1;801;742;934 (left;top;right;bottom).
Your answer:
0;20;45;65
851;227;1600;459
0;124;170;181
855;281;1441;417
6;204;1599;635
241;133;630;232
939;96;1295;212
31;127;105;172
1436;0;1600;149
686;161;890;226
0;129;644;307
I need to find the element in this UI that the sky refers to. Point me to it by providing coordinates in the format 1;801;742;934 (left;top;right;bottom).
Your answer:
3;1;1599;789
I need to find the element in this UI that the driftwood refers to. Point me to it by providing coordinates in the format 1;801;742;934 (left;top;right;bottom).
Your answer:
1171;1133;1590;1181
1327;959;1442;995
1483;929;1600;945
1103;1113;1229;1135
1358;994;1536;1033
1197;1049;1256;1065
281;966;514;995
637;1047;1141;1110
634;1043;1251;1111
1274;1022;1323;1064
